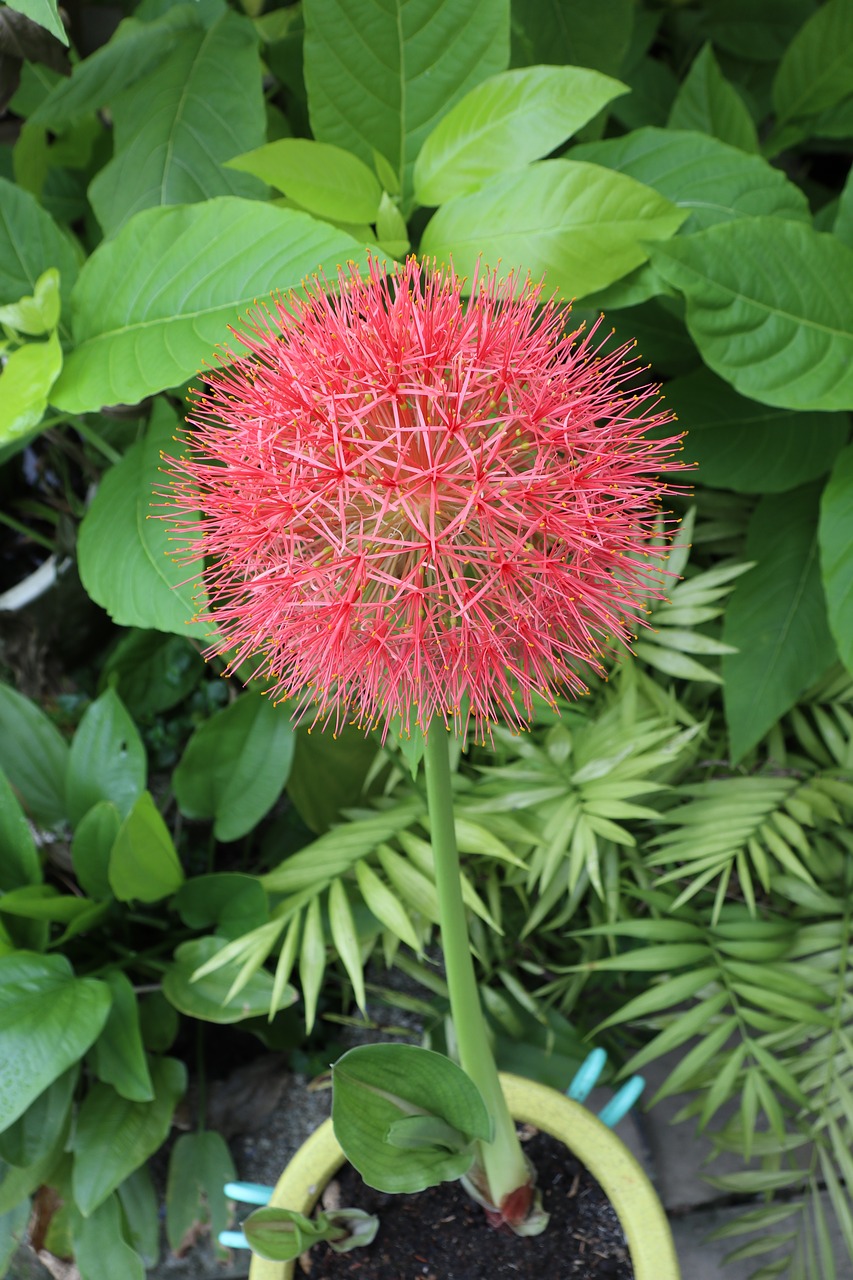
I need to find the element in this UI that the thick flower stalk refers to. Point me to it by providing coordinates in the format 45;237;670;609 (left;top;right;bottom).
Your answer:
168;257;681;741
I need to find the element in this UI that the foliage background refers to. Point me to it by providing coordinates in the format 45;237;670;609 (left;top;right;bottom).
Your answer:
0;0;852;1277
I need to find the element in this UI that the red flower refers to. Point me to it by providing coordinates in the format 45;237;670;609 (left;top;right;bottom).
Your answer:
167;258;682;741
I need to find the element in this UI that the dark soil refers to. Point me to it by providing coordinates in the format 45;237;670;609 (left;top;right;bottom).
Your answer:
300;1129;635;1280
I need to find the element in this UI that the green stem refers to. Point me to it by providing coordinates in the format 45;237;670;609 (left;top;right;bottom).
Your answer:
0;511;55;553
72;420;122;465
421;720;530;1211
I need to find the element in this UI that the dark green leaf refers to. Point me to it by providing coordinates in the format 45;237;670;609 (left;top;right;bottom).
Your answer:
285;723;377;834
174;873;268;937
0;178;77;327
819;443;853;676
77;401;209;638
90;971;153;1103
72;1056;186;1216
66;688;146;828
572;128;808;232
664;369;848;492
651;218;853;412
303;0;509;205
0;953;110;1129
413;65;627;205
510;0;633;77
722;485;838;759
668;44;758;152
116;1167;159;1268
0;1066;76;1167
772;0;853;123
0;767;40;889
52;201;369;413
89;11;265;236
420;160;685;300
100;631;205;718
108;791;184;903
165;1131;235;1251
173;692;294;842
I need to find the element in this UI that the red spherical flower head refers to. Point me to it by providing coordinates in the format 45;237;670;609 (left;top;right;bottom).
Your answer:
167;257;683;742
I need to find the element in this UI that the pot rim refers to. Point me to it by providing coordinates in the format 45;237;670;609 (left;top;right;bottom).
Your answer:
248;1071;680;1280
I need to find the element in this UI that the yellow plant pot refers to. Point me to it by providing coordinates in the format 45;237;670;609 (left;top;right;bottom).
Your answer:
248;1072;680;1280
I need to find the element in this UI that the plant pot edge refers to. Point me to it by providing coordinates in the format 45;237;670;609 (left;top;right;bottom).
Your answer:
247;1071;680;1280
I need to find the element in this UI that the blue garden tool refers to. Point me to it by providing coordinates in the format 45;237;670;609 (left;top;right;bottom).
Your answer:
219;1050;645;1251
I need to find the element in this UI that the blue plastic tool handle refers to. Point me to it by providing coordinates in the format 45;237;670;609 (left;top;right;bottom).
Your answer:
224;1181;274;1206
566;1049;646;1128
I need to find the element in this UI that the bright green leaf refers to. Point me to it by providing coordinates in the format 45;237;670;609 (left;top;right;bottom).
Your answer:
161;936;296;1023
0;330;62;446
723;485;838;760
78;402;208;637
227;139;382;222
0;179;77;328
108;791;184;903
0;268;61;335
651;218;853;412
413;65;627;205
0;953;110;1129
420;160;685;300
52;201;369;413
3;0;67;45
71;802;121;901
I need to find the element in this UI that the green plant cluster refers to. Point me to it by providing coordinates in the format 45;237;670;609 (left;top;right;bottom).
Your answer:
0;0;852;1277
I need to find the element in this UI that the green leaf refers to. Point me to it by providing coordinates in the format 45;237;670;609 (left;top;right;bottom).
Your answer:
72;1056;186;1216
0;767;40;890
299;894;325;1034
227;139;382;223
0;952;110;1129
174;873;268;936
88;12;265;237
835;164;853;250
773;0;853;123
3;0;67;45
285;724;378;834
420;160;685;300
665;369;848;493
244;1206;378;1262
510;0;633;78
66;688;146;828
30;7;203;128
354;859;421;952
572;128;809;233
100;630;205;718
173;692;294;842
819;443;853;676
109;791;184;903
0;683;68;827
328;878;366;1012
413;65;627;206
116;1167;159;1268
0;1066;76;1168
0;179;78;327
161;936;296;1022
303;0;509;205
78;403;208;637
73;1194;145;1280
703;0;817;65
722;485;838;760
651;218;853;412
332;1043;490;1193
0;330;62;446
668;44;759;152
0;267;61;335
71;802;121;900
165;1131;235;1252
51;201;368;413
90;971;154;1103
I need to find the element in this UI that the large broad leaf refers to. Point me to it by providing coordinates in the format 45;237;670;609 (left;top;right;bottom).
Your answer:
651;218;853;412
572;128;809;233
73;1193;145;1280
0;682;69;828
819;444;853;677
664;369;848;493
510;0;633;77
420;160;685;300
51;200;368;413
332;1044;491;1193
30;7;203;128
77;401;209;637
773;0;853;123
173;692;295;842
413;65;627;206
66;688;146;828
302;0;509;205
0;953;110;1129
88;11;265;237
227;139;382;223
161;936;296;1023
667;43;758;153
0;179;78;328
108;792;185;903
722;485;838;760
0;331;62;447
71;1056;186;1216
3;0;67;45
0;767;41;889
90;971;154;1103
165;1131;235;1252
